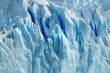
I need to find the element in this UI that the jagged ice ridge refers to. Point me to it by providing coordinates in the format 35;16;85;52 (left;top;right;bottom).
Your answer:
0;0;110;73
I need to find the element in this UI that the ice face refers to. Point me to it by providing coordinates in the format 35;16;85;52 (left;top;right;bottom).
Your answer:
0;0;110;73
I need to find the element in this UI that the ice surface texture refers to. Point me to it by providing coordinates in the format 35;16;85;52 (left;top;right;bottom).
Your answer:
0;0;110;73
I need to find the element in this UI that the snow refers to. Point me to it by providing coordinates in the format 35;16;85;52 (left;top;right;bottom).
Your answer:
0;0;110;73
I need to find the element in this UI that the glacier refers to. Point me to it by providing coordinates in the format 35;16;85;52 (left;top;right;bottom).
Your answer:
0;0;110;73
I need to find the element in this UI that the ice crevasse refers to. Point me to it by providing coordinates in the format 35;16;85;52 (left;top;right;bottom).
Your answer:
0;0;110;73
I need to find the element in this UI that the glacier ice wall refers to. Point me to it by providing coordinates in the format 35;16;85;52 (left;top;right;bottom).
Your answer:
0;0;110;73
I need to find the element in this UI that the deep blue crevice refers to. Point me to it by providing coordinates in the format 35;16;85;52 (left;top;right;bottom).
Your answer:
71;18;80;41
27;7;36;24
53;36;62;59
57;36;64;60
94;26;98;37
78;35;84;55
80;11;84;18
77;35;85;73
91;13;100;37
45;18;50;29
57;14;67;37
54;36;60;55
49;7;67;38
94;24;98;37
71;17;84;59
52;34;64;60
39;16;48;41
